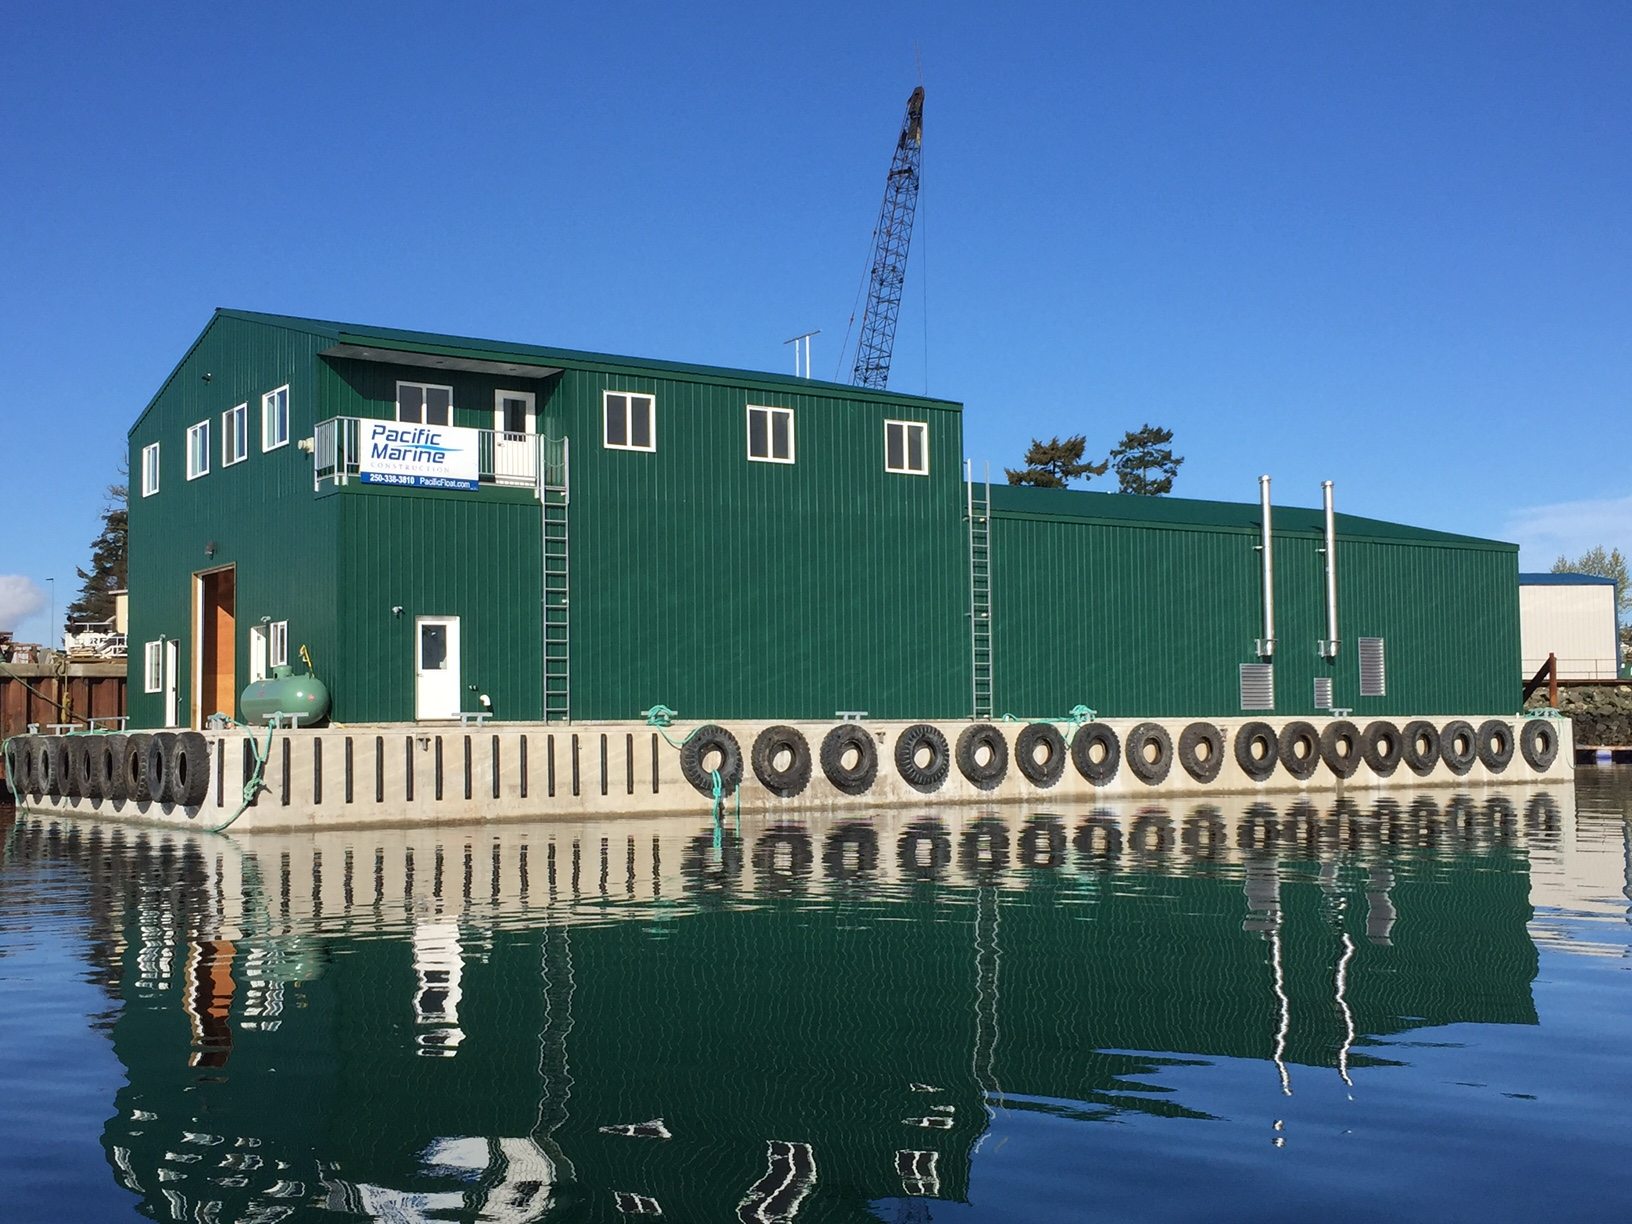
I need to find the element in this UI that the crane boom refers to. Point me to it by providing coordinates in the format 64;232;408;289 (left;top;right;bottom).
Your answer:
850;86;924;390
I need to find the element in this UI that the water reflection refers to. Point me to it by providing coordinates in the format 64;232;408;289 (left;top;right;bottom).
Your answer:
4;783;1628;1222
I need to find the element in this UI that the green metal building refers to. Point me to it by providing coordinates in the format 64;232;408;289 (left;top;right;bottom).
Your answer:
125;309;1520;729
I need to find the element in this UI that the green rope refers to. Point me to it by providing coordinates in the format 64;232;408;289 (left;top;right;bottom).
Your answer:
200;721;277;834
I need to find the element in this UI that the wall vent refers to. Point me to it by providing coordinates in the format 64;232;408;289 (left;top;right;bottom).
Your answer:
1239;663;1275;710
1358;637;1386;697
1313;676;1333;710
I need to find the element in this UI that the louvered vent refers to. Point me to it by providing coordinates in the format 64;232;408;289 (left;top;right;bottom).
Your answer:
1359;637;1386;697
1314;676;1333;710
1239;663;1275;710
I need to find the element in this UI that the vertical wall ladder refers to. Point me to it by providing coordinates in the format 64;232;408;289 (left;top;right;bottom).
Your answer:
540;437;571;722
967;460;994;719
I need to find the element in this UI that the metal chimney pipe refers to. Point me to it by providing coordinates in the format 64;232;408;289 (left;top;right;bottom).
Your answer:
1257;475;1275;658
1321;480;1339;659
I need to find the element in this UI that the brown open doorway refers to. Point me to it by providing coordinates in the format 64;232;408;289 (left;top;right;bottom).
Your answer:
194;566;236;727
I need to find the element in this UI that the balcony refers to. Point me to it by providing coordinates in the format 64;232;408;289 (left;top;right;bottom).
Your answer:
314;417;567;494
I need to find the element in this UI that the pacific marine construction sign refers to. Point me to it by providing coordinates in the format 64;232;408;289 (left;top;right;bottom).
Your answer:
360;423;480;491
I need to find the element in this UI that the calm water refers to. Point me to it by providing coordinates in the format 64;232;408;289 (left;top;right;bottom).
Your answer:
2;777;1630;1223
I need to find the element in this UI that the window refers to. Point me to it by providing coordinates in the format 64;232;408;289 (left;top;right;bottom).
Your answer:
747;405;795;464
262;385;290;451
885;420;929;475
269;620;289;668
397;381;453;426
144;641;163;693
222;403;248;466
603;391;656;451
141;443;160;496
186;420;210;479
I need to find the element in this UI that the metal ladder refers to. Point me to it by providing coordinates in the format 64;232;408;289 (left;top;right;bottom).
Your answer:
966;460;994;719
540;437;571;722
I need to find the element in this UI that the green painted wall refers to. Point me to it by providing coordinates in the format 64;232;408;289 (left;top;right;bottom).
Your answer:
989;490;1520;719
126;315;341;728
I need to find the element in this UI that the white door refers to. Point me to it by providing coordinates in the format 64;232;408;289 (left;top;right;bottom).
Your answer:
415;616;461;719
493;390;537;486
248;624;269;683
163;641;180;728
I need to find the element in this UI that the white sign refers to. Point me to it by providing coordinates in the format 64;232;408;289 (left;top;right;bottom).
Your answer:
359;422;480;491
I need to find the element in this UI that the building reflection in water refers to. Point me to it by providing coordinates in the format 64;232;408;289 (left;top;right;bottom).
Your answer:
6;783;1626;1223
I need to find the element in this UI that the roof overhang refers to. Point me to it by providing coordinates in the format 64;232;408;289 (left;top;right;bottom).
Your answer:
321;342;563;381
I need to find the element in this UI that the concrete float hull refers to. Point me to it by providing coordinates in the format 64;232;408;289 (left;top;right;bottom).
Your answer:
5;715;1574;833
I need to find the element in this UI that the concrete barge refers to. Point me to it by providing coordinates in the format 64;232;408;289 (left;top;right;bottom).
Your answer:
4;713;1571;832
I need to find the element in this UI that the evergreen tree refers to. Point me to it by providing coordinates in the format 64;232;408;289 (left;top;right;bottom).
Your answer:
1107;424;1183;495
1004;435;1107;488
65;482;127;625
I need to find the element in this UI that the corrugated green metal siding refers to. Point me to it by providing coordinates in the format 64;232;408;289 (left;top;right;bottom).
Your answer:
551;368;969;720
126;314;341;728
990;508;1520;719
333;489;543;722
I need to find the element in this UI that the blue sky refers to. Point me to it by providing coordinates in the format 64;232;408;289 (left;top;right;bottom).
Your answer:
2;1;1629;641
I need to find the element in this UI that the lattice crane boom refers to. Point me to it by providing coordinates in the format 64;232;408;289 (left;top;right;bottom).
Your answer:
850;86;925;390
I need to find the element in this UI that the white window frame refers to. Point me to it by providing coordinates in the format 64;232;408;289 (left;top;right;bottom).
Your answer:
141;442;160;497
222;402;249;467
262;385;290;452
144;641;163;693
396;381;454;427
269;620;289;669
884;419;929;476
603;390;656;452
186;420;211;479
746;404;796;464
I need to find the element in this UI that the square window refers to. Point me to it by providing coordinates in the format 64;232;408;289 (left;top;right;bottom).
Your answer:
604;391;656;452
747;405;795;464
141;442;160;496
187;420;211;479
397;381;453;427
269;621;289;668
262;385;290;451
885;420;929;475
144;641;163;693
222;403;248;466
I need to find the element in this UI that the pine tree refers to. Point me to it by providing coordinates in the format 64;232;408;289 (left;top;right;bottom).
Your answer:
1004;435;1108;488
65;482;128;626
1107;424;1183;495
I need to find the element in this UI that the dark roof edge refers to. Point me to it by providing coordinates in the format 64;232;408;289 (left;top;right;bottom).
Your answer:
1519;572;1618;585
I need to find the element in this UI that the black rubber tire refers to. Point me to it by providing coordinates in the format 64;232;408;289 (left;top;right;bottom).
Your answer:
144;732;178;805
898;820;951;880
123;733;155;804
751;725;812;799
1177;722;1224;783
105;735;130;802
820;724;878;795
679;725;743;797
1401;720;1440;778
45;738;70;798
1319;720;1362;779
959;818;1011;879
1361;720;1403;777
1015;723;1066;788
954;723;1008;787
1476;719;1514;772
1278;721;1321;781
1520;719;1559;772
1234;720;1278;782
35;739;59;798
2;737;21;798
67;738;92;798
1018;817;1067;869
1125;721;1173;785
1070;723;1120;785
895;723;950;792
90;736;121;800
822;822;879;880
172;732;211;807
1438;719;1477;777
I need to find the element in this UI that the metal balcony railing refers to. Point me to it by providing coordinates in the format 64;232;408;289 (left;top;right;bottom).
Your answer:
314;417;547;492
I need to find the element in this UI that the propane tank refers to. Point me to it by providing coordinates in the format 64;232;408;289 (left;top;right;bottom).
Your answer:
240;665;332;726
